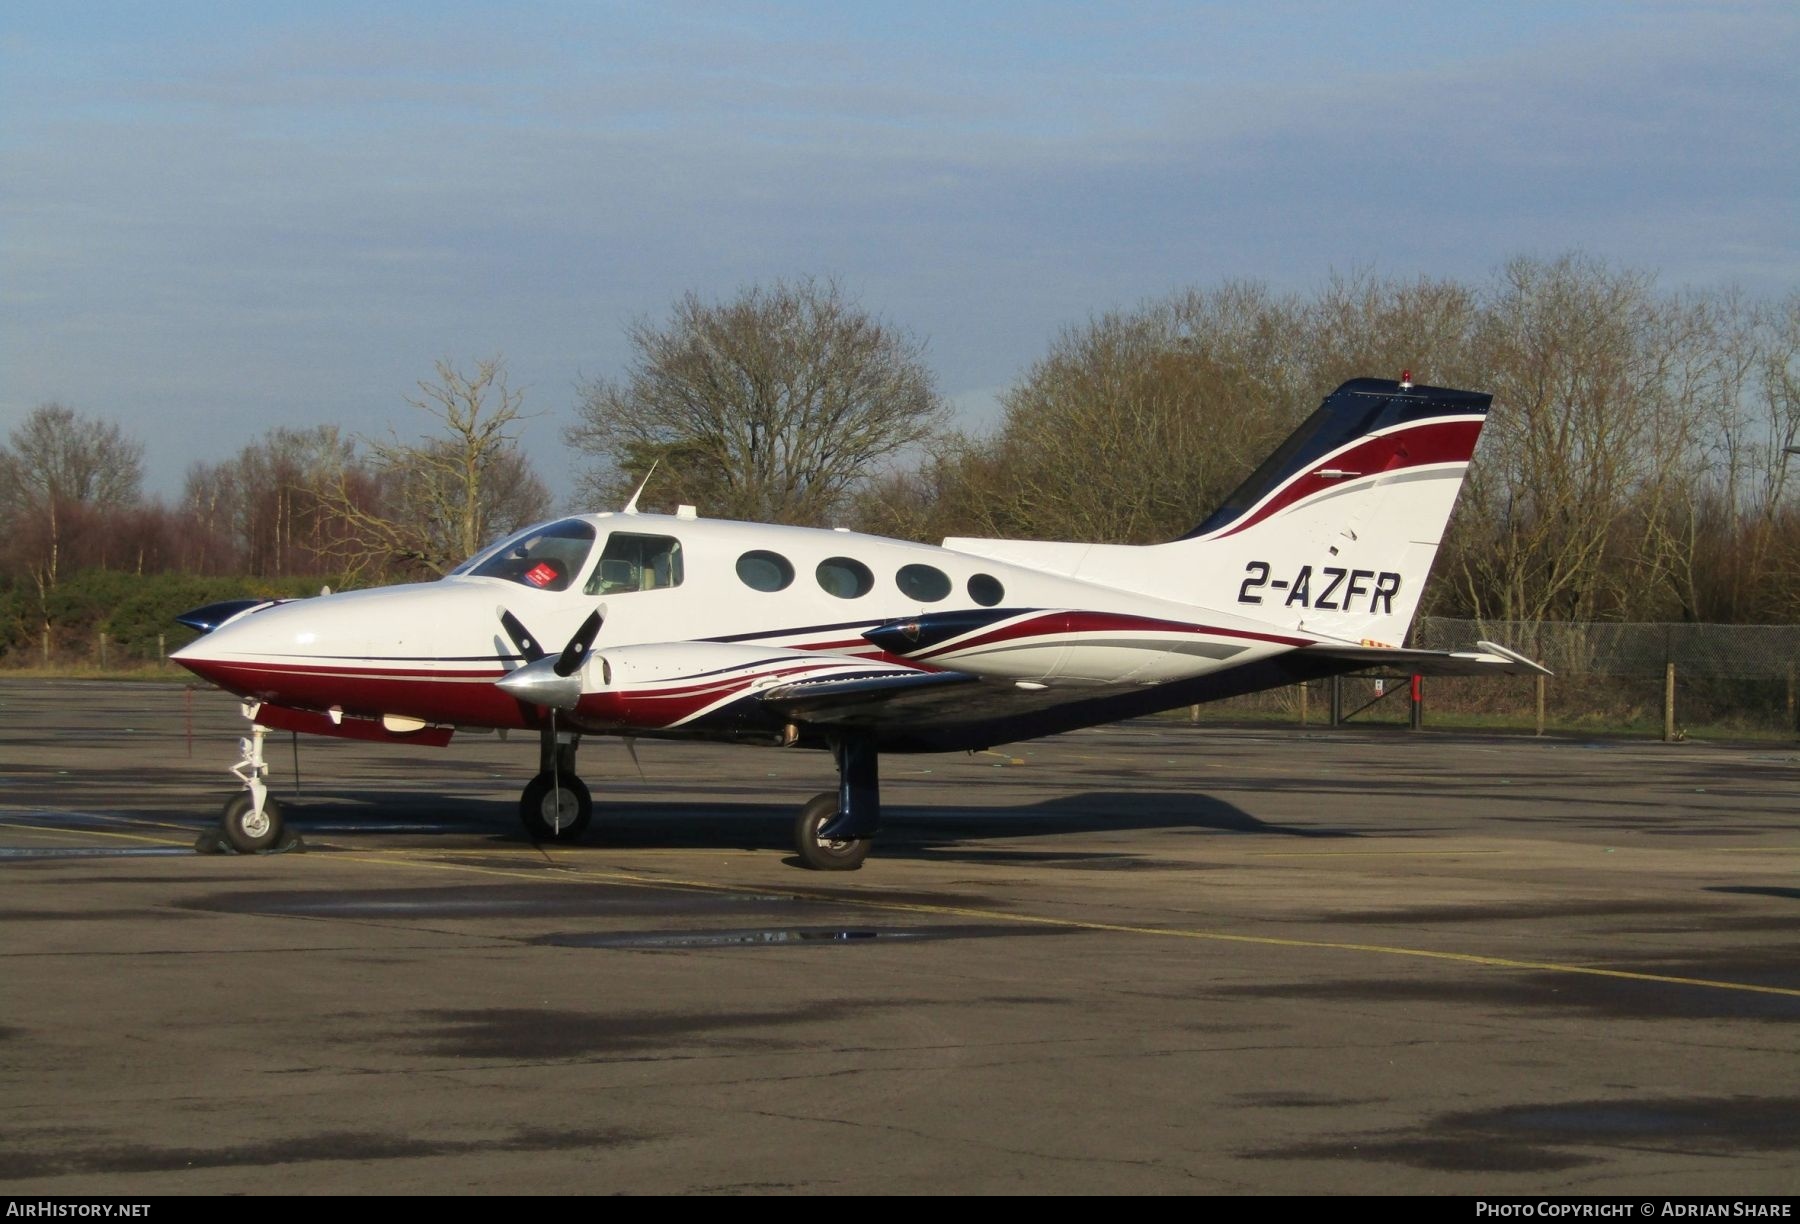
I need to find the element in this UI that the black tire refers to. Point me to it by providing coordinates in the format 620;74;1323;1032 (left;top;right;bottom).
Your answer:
794;791;871;871
520;771;592;842
220;791;284;854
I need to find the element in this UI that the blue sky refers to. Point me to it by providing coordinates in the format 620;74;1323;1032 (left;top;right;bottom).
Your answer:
3;1;1796;500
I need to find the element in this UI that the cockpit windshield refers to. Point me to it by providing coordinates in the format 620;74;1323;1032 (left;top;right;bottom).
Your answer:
450;518;597;592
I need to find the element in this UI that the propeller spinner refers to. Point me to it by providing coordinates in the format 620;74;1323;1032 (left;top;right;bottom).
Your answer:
495;606;604;710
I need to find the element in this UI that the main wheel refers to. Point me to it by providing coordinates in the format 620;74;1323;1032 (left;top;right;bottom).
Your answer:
520;771;592;842
793;791;871;871
220;791;284;854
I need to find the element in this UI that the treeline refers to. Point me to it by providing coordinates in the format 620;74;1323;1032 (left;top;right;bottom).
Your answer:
3;256;1798;666
0;358;551;660
855;257;1800;624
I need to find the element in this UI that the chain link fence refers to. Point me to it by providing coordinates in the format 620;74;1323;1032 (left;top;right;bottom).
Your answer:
1413;619;1800;683
1193;620;1800;739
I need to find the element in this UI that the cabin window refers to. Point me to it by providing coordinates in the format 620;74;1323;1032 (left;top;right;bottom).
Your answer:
585;532;684;595
461;518;596;592
896;563;951;603
736;550;796;592
816;556;874;599
968;573;1005;606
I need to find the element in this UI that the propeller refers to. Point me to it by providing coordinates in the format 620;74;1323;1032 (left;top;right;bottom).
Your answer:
498;609;546;663
555;608;603;678
495;605;604;710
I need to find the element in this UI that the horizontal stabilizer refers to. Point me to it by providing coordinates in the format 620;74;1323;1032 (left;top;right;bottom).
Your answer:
1303;639;1551;677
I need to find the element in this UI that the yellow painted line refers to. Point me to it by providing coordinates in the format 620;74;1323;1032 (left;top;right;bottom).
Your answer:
6;810;1788;997
313;845;764;861
0;820;190;849
330;847;1800;1002
1242;848;1506;858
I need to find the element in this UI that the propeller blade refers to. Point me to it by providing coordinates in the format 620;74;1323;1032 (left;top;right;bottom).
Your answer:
554;608;605;678
498;608;545;664
494;604;604;711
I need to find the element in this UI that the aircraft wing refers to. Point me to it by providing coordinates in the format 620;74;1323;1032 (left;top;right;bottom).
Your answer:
1301;639;1551;676
760;669;1010;727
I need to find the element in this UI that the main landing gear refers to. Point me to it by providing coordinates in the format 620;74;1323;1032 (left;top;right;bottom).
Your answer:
520;725;591;842
512;730;882;867
794;737;880;871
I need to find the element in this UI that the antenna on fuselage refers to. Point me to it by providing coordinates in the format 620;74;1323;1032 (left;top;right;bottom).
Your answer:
621;460;660;516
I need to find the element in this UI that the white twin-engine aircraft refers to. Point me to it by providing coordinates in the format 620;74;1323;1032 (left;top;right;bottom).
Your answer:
174;376;1544;869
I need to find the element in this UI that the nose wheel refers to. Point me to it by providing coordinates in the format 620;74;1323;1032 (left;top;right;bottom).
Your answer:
220;790;286;853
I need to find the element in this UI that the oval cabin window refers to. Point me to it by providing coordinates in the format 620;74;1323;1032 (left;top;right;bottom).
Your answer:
968;573;1005;606
736;550;796;592
816;557;875;599
896;563;952;603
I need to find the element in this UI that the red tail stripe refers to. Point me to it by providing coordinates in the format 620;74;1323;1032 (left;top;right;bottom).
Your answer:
1213;418;1482;540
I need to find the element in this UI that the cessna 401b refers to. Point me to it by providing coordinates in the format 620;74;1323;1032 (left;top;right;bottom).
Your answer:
174;376;1543;869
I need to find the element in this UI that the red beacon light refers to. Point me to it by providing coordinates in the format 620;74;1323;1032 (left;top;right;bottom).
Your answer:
1400;369;1413;389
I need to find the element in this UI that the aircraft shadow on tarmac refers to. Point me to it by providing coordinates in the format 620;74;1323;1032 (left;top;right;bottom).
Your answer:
267;787;1401;862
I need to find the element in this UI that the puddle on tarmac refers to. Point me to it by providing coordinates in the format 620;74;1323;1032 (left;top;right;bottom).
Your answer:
536;923;1049;949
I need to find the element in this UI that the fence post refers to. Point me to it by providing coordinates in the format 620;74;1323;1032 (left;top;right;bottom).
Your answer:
1535;674;1546;737
1409;674;1422;730
42;629;50;666
1298;682;1308;727
99;632;108;669
1663;662;1677;743
1789;663;1796;737
1329;675;1343;727
159;633;167;665
1188;704;1199;725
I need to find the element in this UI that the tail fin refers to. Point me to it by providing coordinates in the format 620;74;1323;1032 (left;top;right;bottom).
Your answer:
1183;377;1491;541
1162;376;1490;643
945;377;1490;646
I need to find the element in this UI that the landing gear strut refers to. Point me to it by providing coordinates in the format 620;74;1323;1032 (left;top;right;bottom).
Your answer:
204;702;298;854
794;736;878;871
520;725;591;842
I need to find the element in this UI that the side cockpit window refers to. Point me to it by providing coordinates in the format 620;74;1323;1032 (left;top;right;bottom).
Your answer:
586;533;684;595
461;518;596;592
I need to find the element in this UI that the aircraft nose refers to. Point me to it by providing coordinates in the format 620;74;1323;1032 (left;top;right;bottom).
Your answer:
170;599;297;688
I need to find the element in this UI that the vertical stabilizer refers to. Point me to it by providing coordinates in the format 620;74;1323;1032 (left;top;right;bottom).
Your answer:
949;378;1491;646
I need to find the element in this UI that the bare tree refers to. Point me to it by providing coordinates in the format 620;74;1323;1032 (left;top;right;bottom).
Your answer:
0;404;144;605
1449;255;1718;623
1301;269;1481;392
183;426;358;576
568;279;948;525
928;282;1313;545
1671;290;1800;621
322;357;550;579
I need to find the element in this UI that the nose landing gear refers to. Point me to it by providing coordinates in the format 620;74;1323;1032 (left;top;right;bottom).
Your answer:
198;704;303;854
